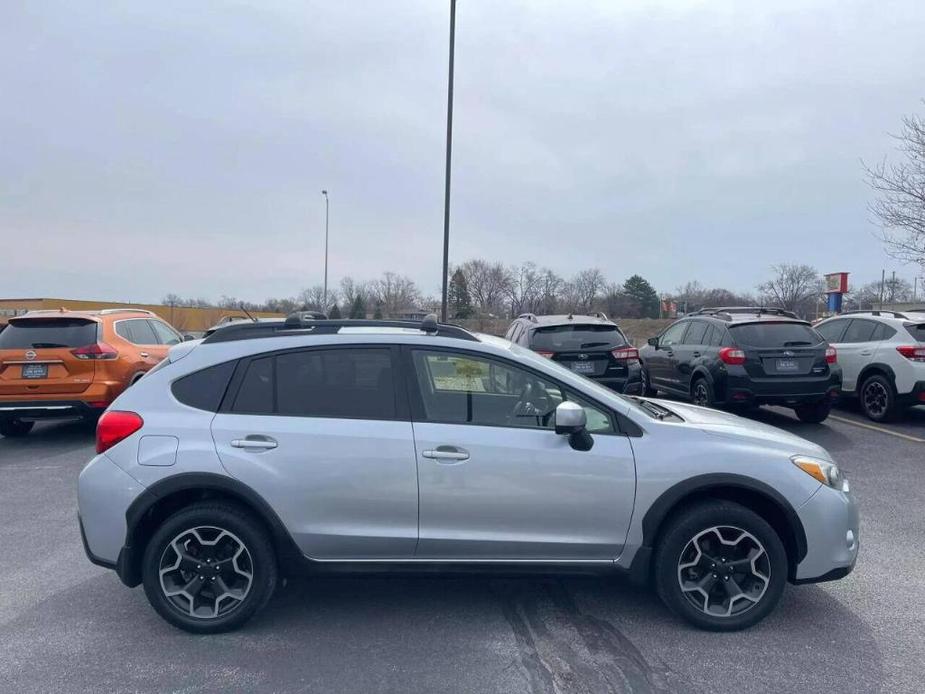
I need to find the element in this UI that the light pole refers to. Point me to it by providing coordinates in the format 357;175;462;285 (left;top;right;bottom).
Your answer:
440;0;457;322
322;189;330;310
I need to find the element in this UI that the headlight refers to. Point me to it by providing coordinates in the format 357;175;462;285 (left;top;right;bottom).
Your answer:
791;455;848;492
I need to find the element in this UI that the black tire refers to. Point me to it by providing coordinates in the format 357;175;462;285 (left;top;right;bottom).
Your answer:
641;367;657;397
690;377;715;408
794;400;832;424
654;500;787;631
142;502;277;634
0;418;34;438
859;374;897;422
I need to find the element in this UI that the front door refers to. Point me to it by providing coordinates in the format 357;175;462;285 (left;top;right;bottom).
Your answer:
406;348;636;560
648;321;689;393
211;346;419;559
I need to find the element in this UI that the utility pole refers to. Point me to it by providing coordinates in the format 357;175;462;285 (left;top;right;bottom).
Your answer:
322;190;330;310
879;269;885;310
440;0;457;323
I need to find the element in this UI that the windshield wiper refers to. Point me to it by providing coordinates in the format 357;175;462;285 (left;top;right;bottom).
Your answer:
580;342;609;348
30;342;68;348
782;341;813;347
628;396;669;420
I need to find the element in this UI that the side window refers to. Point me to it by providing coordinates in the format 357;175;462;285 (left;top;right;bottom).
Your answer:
276;348;395;419
504;323;516;340
115;319;157;345
232;357;274;414
172;361;236;411
815;319;849;343
871;323;896;341
411;350;614;433
660;321;689;347
683;321;708;345
842;319;878;343
231;349;396;420
149;320;181;346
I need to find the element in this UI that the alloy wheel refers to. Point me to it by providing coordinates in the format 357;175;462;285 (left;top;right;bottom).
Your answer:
677;525;770;617
692;382;710;406
158;526;254;619
862;380;889;417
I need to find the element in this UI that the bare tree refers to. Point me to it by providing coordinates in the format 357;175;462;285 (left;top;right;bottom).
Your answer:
339;277;369;309
572;268;607;312
457;259;512;316
757;264;822;316
298;285;334;312
506;262;542;317
370;272;420;318
537;268;563;314
865;107;925;270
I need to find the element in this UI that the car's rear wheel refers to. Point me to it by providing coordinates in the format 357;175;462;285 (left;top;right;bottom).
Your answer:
859;374;897;422
654;500;787;631
691;377;715;408
794;400;831;423
0;418;35;438
142;503;277;634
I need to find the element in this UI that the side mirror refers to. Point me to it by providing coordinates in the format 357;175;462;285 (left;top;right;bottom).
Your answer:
182;334;196;342
554;401;594;452
647;336;659;348
554;401;586;434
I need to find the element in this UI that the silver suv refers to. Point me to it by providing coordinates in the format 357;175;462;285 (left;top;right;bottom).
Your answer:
78;315;859;633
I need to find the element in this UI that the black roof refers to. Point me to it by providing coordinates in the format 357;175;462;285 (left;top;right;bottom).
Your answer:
687;307;805;323
201;313;478;344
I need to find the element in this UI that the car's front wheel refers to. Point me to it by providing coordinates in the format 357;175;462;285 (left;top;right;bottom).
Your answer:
142;503;277;634
0;418;35;438
654;500;787;631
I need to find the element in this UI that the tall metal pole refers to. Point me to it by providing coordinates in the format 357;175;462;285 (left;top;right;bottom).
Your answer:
322;190;330;309
440;0;457;323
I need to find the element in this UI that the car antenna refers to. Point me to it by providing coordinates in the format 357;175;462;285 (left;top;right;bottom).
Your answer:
239;303;258;323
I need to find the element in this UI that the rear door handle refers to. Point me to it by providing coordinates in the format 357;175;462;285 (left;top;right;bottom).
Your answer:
422;445;470;463
139;352;149;358
860;350;872;356
692;351;701;358
231;435;278;451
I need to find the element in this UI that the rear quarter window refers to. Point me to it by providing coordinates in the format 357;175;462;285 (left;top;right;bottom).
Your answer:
729;322;822;348
171;361;237;412
904;322;925;341
0;319;98;349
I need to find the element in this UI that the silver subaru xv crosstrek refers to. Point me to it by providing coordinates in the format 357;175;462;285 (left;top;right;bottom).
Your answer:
78;314;859;633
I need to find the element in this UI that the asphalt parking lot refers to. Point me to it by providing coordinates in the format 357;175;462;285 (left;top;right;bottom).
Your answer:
1;405;923;694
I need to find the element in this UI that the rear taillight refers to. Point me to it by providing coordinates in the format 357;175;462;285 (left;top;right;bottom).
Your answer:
96;410;144;453
825;346;837;364
611;347;639;364
534;350;555;359
719;347;746;365
896;345;925;362
71;342;118;360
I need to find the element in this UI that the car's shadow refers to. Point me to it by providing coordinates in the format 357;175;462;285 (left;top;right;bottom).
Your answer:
0;571;885;694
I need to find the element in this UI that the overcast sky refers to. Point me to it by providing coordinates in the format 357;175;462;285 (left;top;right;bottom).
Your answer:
2;0;924;304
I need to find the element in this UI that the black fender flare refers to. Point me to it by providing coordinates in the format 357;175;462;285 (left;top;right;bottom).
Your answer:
855;363;897;393
118;472;301;586
627;473;808;584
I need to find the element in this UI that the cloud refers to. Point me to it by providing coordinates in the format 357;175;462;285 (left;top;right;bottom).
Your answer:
1;0;923;303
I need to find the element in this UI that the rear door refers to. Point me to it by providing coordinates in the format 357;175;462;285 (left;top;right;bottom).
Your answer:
0;317;98;396
113;318;161;372
673;319;709;393
728;321;829;381
835;319;881;391
210;346;419;559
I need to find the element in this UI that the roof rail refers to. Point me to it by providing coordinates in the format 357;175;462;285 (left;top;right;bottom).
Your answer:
202;313;479;344
591;311;609;321
692;306;799;320
517;313;538;322
98;308;156;316
837;309;909;320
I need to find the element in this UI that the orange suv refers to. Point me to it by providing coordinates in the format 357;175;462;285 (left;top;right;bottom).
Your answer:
0;309;186;437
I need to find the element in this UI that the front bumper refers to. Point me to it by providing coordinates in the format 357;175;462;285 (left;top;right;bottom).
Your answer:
793;483;859;583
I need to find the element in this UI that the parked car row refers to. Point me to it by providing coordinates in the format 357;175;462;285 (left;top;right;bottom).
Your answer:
0;308;189;437
505;306;924;423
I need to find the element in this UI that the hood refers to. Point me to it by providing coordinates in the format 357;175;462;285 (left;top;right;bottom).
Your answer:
648;399;832;460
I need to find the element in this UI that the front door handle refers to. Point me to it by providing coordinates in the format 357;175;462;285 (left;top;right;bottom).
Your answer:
422;445;470;462
692;351;701;358
860;350;872;356
231;435;278;451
